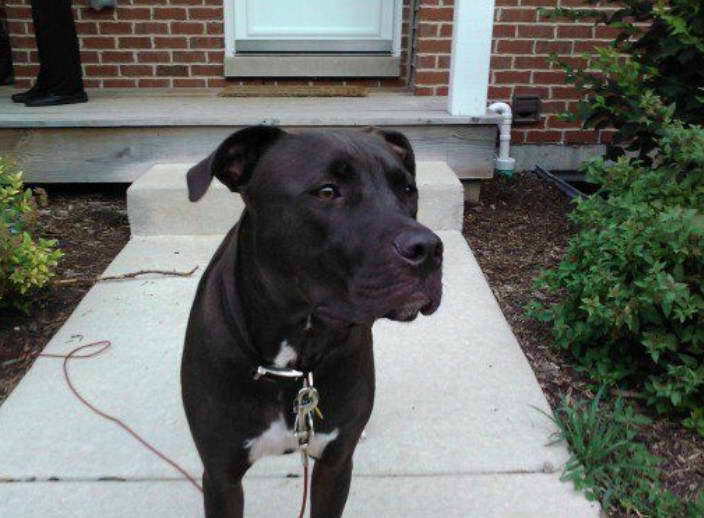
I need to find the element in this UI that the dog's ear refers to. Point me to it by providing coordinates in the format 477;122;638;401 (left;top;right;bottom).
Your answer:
187;126;287;202
364;128;416;177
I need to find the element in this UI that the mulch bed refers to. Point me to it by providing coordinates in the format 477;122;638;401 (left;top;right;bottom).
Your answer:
0;186;130;406
463;172;704;505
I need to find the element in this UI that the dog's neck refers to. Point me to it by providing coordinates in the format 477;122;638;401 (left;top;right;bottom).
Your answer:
234;214;351;371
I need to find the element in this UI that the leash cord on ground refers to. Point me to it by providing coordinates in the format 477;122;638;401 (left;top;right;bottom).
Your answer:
7;341;312;516
34;340;204;494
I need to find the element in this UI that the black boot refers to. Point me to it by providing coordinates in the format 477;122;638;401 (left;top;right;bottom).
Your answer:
24;90;88;107
11;84;46;103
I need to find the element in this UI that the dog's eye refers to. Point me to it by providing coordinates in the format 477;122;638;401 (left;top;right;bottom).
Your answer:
404;184;417;195
314;185;340;201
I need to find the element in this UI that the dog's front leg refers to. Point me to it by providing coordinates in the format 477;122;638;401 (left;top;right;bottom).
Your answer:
310;454;354;518
202;468;246;518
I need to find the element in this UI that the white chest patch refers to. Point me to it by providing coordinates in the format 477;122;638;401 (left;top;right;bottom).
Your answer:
273;340;298;368
244;413;339;464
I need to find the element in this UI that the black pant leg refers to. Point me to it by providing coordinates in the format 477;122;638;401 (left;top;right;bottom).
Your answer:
0;19;13;83
31;0;83;94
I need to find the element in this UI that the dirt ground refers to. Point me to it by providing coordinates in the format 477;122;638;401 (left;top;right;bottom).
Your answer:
0;186;130;406
463;172;704;504
0;176;702;506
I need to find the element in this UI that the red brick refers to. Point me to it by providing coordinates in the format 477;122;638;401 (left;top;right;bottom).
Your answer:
84;65;119;77
102;51;135;63
557;25;593;39
564;130;598;144
138;51;171;63
207;51;225;63
188;7;223;20
520;0;557;5
547;115;580;129
174;78;207;87
154;37;189;49
172;22;205;34
500;9;537;23
494;70;531;84
574;40;610;53
78;7;116;20
533;71;566;84
75;22;98;35
535;40;572;54
414;87;434;96
153;8;188;20
417;55;437;68
99;22;133;35
513;56;550;69
439;24;452;37
438;55;451;68
189;36;223;49
118;37;153;49
135;22;170;35
496;39;533;54
173;51;207;63
525;130;562;144
191;64;222;75
417;39;452;53
121;65;155;76
415;71;449;84
418;7;454;21
156;64;189;76
488;86;513;99
551;86;580;99
11;50;29;64
514;85;549;97
517;24;554;38
80;51;100;64
82;37;116;49
493;24;516;38
595;26;621;40
206;22;224;35
418;23;439;37
115;8;151;20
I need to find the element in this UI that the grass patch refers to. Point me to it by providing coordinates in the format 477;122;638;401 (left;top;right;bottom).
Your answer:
542;387;704;517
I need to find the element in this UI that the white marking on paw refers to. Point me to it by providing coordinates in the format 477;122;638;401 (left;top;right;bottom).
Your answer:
243;413;339;464
273;340;297;368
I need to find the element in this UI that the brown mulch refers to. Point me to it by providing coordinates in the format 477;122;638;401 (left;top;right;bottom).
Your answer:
0;186;130;406
463;172;704;505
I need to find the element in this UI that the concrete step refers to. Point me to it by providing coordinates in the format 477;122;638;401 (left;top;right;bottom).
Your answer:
127;161;464;236
0;232;599;517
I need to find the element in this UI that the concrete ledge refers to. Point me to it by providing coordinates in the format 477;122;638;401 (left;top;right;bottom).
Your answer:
127;161;463;235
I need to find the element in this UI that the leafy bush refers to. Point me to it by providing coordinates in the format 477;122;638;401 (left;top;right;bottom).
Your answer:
0;158;62;312
528;103;704;435
544;388;704;516
545;0;704;160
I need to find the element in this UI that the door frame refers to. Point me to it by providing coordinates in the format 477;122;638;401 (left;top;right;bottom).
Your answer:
223;0;404;78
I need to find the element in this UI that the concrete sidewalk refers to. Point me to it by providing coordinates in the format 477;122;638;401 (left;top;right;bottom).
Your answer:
0;232;598;517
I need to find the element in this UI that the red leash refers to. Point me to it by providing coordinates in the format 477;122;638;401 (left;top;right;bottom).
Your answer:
6;340;312;516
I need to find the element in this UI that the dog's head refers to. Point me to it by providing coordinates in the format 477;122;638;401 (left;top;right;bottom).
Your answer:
187;126;442;326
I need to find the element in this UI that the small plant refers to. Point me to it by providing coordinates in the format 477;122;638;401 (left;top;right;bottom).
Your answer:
543;388;704;516
0;158;62;312
543;0;704;160
528;100;704;434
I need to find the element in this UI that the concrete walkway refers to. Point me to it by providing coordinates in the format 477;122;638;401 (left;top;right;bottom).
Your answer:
0;163;599;517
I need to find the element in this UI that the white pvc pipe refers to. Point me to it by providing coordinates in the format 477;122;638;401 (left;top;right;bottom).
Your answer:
488;102;516;176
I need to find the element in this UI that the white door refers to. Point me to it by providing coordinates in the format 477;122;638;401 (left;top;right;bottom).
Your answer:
233;0;397;53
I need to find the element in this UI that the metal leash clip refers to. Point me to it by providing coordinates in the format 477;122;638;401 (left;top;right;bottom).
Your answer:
293;372;319;463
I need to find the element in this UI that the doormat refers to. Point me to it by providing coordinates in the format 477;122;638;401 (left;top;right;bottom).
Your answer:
218;85;368;97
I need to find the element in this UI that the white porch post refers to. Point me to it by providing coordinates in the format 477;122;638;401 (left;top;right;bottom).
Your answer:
448;0;496;116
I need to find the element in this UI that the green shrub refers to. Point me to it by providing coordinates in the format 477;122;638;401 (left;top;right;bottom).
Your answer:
544;0;704;161
528;104;704;435
0;158;62;312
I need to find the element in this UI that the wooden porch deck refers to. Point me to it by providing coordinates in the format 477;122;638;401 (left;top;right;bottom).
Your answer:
0;87;499;182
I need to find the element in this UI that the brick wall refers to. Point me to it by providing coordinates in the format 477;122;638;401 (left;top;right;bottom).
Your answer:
4;0;411;90
413;0;617;145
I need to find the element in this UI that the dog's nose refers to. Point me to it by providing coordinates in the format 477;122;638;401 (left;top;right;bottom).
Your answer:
393;229;443;270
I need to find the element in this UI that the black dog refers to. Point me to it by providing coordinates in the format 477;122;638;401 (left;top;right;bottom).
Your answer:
181;126;443;517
